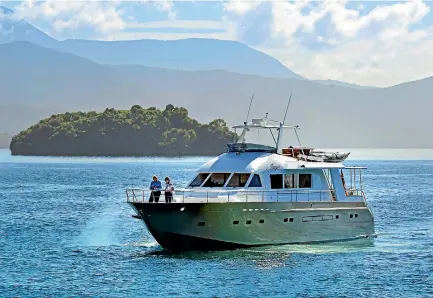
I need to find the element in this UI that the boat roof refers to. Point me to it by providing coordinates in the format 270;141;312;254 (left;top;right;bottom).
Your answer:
197;152;344;174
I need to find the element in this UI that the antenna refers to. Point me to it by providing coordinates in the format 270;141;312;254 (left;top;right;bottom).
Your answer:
244;93;254;125
282;93;292;124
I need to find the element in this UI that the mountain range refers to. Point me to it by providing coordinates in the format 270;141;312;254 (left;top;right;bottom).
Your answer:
1;41;432;148
0;6;303;80
0;5;432;148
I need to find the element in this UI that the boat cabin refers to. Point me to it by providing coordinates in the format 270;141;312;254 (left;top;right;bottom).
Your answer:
126;114;366;204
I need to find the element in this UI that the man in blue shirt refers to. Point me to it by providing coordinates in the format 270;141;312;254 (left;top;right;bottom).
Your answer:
149;175;162;203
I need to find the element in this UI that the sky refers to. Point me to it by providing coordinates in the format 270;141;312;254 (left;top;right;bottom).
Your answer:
1;0;433;87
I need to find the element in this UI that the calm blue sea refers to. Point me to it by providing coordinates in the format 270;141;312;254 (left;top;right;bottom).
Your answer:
1;149;432;297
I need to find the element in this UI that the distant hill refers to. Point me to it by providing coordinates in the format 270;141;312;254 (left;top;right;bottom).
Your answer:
1;42;432;148
10;105;236;156
0;132;11;148
0;6;55;46
0;6;302;80
313;80;376;89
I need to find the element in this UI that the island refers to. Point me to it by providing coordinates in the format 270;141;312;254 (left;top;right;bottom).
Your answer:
10;105;237;156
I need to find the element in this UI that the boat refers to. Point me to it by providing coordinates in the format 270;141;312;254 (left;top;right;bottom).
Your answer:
126;104;375;252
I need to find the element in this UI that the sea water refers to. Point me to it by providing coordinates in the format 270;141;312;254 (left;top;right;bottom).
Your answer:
0;149;432;297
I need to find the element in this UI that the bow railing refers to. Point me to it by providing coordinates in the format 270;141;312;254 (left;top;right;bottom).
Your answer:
125;188;337;203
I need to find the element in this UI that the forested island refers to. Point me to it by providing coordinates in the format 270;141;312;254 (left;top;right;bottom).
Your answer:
10;105;237;156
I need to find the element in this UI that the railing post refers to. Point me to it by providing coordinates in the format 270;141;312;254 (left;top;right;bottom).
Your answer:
228;192;230;203
207;191;209;203
246;192;248;202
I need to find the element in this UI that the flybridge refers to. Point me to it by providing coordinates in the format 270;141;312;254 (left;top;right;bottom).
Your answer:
229;94;350;163
231;93;303;153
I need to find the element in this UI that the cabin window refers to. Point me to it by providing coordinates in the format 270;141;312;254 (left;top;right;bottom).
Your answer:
248;174;262;187
299;174;312;188
284;174;296;188
227;173;250;187
203;173;231;187
270;174;283;189
189;173;209;187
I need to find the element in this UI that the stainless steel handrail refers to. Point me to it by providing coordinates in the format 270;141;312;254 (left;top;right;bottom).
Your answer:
125;188;336;203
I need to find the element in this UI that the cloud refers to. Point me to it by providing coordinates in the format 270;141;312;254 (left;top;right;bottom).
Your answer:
104;19;237;41
127;20;225;30
152;1;176;20
14;0;126;33
224;0;261;16
224;0;433;86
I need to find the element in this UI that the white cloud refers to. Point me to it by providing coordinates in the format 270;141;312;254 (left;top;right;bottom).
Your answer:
127;20;226;30
225;0;433;86
104;20;237;41
154;1;176;20
223;0;261;16
14;0;126;33
139;1;176;20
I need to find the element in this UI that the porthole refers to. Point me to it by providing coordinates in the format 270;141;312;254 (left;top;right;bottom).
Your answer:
259;219;265;224
350;214;353;219
233;220;239;225
335;215;339;219
283;218;288;222
197;221;205;227
246;220;252;225
289;218;294;222
355;214;358;218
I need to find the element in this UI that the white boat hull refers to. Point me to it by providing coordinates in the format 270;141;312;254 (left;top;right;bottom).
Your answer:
129;201;375;251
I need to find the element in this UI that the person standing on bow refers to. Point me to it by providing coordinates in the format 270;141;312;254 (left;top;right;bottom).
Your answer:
164;177;174;203
149;175;162;203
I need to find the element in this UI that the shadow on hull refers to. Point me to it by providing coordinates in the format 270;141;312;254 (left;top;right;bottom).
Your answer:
144;219;375;253
144;219;249;252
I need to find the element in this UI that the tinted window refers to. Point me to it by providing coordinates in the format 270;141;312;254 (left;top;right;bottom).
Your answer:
227;173;250;187
270;174;283;189
248;174;262;187
202;173;230;187
299;174;312;188
189;173;209;187
284;174;296;188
